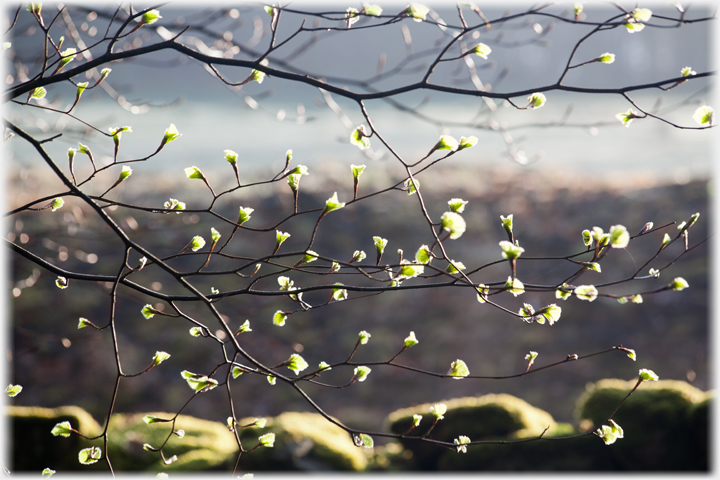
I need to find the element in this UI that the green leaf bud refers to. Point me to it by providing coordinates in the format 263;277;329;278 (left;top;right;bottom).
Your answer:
174;429;185;438
373;236;388;256
350;125;370;149
358;330;371;345
556;283;572;300
264;6;275;15
109;126;132;140
670;277;689;291
141;9;162;24
617;296;628;304
574;285;598;302
324;192;346;213
586;262;601;273
639;368;659;381
693;105;714;126
441;211;466;239
525;351;538;368
430;403;447;420
470;43;491;59
405;3;429;22
346;7;360;26
404;177;420;195
536;304;562;325
458;136;478;150
448;359;470;379
319;361;332;371
58;48;76;69
143;443;154;451
254;418;267;428
434;135;459;152
597;424;618;445
598;53;615;64
273;310;287;326
615;109;640;127
574;3;583;15
681;66;696;77
153;351;171;365
330;261;341;273
499;240;525;260
299;250;318;264
415;244;432;264
358;433;374;448
100;68;111;80
518;303;535;321
56;276;68;289
189;235;206;252
52;421;72;436
41;468;55;477
164;198;186;211
6;384;22;397
527;92;546;109
396;260;424;280
448;198;468;213
454;435;471;453
232;367;244;379
286;353;309;374
211;227;221;244
181;370;218;392
500;214;513;236
238;206;254;225
267;375;276;385
351;164;367;180
259;432;275;447
661;233;671;246
332;283;348;301
476;284;489;303
631;294;643;304
117;165;132;182
275;230;291;248
624;21;645;33
141;304;158;319
412;414;422;427
446;260;466;273
625;349;637;361
404;331;419;347
76;81;88;98
250;69;265;84
224;149;238;166
51;197;64;212
505;276;525;296
78;446;102;465
351;250;367;263
162;124;181;145
353;366;371;382
609;225;629;248
184;166;205;180
31;86;46;99
632;7;652;21
189;327;202;337
581;229;592;246
362;4;383;15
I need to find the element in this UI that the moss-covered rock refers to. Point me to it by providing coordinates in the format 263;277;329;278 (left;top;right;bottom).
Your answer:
106;411;238;471
576;378;711;471
9;405;103;472
386;393;562;470
237;411;368;471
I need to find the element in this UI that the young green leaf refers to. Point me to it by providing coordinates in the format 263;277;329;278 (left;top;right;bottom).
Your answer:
76;81;88;99
184;166;205;180
525;351;538;370
31;86;47;100
536;304;562;325
6;384;22;397
609;225;629;248
470;43;491;59
143;415;161;424
499;240;524;260
670;277;689;291
681;66;696;77
238;206;254;225
518;303;535;321
405;3;429;22
448;359;470;379
58;48;77;70
598;52;615;64
527;92;546;109
353;366;371;382
358;330;371;345
164;198;186;212
404;177;420;195
318;361;332;371
189;236;205;252
250;69;266;84
324;192;345;213
458;136;478;150
259;433;275;447
412;414;422;427
556;283;572;300
181;370;218;392
615;109;640;127
430;403;447;420
415;244;432;264
273;311;287;327
41;468;55;477
433;135;459;152
441;211;466;239
632;7;652;22
153;351;171;365
267;375;276;385
275;231;291;249
631;294;643;304
346;7;360;26
476;284;489;303
574;285;598;302
448;198;468;213
51;421;73;437
351;164;366;179
51;197;64;212
56;276;68;289
162;124;181;145
142;9;162;24
446;260;466;273
210;228;221;245
454;435;471;453
362;4;383;16
286;353;309;375
692;106;714;126
232;367;244;379
350;125;370;149
358;433;374;448
332;284;348;301
189;327;202;337
404;331;419;348
78;446;102;465
504;277;525;297
639;368;659;381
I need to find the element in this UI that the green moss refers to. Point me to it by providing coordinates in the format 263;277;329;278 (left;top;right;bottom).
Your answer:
10;405;103;471
237;411;368;471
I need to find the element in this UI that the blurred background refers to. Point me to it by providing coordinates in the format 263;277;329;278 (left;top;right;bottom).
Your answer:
5;1;713;471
